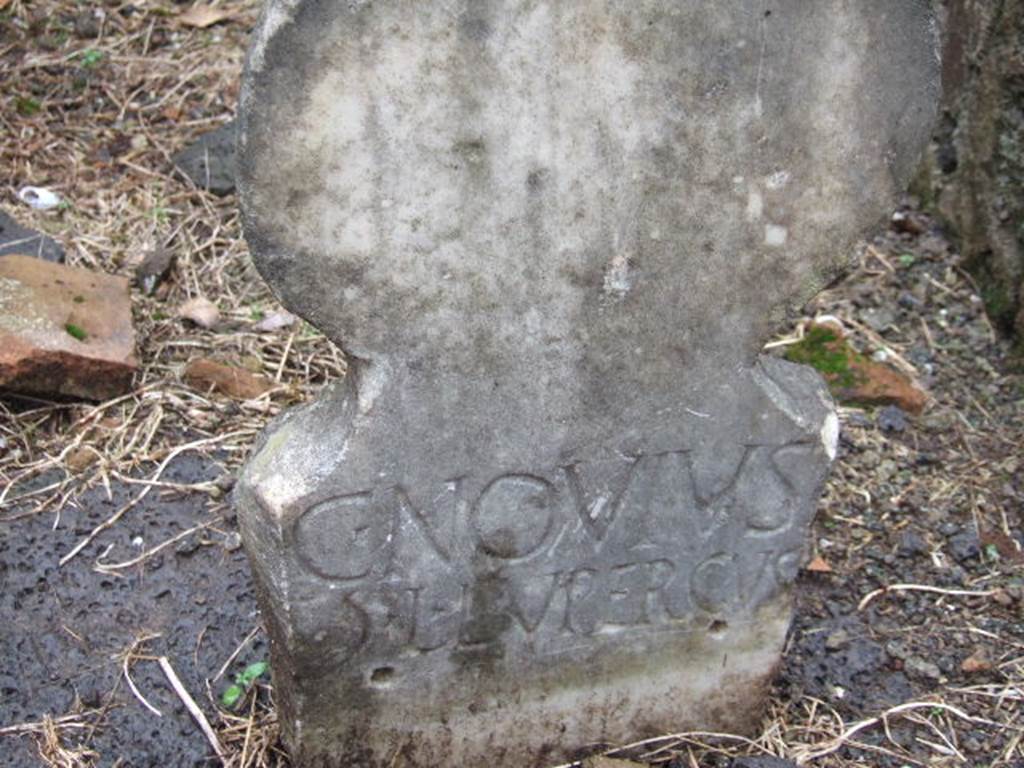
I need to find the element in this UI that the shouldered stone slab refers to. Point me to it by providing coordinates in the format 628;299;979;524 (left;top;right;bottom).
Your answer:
234;1;939;765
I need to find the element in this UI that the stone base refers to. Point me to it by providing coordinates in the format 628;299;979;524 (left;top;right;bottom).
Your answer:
259;590;788;767
235;357;835;767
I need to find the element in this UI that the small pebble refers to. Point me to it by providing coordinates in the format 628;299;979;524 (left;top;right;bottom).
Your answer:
175;536;201;556
825;628;850;651
877;405;907;432
898;530;928;558
992;589;1013;607
939;521;959;537
730;757;798;768
948;530;980;563
897;291;923;309
905;655;942;681
214;474;237;492
824;600;845;618
886;640;909;661
74;10;100;38
865;546;886;562
845;411;872;428
862;306;897;332
877;460;898;482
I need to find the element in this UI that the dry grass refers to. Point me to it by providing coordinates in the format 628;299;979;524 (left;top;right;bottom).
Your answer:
0;0;343;537
1;1;1021;766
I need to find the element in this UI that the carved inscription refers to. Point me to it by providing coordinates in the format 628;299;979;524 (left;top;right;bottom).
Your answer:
290;443;821;658
472;474;557;560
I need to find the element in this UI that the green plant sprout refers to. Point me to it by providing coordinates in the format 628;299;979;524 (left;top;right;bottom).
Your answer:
79;49;104;68
221;661;269;709
15;97;41;117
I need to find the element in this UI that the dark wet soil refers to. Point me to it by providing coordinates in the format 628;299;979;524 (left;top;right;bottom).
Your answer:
1;455;265;767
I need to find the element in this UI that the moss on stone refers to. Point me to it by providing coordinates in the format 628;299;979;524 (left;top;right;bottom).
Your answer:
784;326;863;389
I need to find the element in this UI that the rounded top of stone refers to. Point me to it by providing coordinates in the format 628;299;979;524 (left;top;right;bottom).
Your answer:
238;0;938;377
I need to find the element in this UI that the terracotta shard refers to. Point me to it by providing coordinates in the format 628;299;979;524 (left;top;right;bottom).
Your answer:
0;255;136;401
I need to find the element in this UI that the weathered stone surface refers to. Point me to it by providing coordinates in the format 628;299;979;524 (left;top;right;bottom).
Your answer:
0;255;136;400
234;2;939;765
0;208;64;263
915;0;1024;350
173;121;237;196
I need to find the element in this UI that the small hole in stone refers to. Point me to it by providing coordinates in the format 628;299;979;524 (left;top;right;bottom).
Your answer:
370;666;396;684
708;619;728;636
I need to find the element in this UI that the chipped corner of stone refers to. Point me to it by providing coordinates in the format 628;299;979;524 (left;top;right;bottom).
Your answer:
233;462;296;639
752;355;837;441
818;397;840;462
236;376;360;536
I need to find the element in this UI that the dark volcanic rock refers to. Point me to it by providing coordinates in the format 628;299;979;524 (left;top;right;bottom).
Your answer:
948;528;981;563
877;405;908;432
134;245;175;295
0;208;64;262
173;120;237;196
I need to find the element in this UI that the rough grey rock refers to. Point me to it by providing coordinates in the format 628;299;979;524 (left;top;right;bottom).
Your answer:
906;655;943;681
877;405;909;432
172;121;237;196
234;1;939;765
914;0;1024;350
134;246;175;295
948;528;980;563
825;628;851;652
0;209;64;263
898;530;929;558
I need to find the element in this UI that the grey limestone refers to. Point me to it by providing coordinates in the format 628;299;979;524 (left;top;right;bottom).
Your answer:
234;1;940;765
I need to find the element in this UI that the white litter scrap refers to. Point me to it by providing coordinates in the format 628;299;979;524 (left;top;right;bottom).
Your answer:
17;186;62;210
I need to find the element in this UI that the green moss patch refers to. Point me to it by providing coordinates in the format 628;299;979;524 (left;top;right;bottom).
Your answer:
785;326;864;389
65;323;88;341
